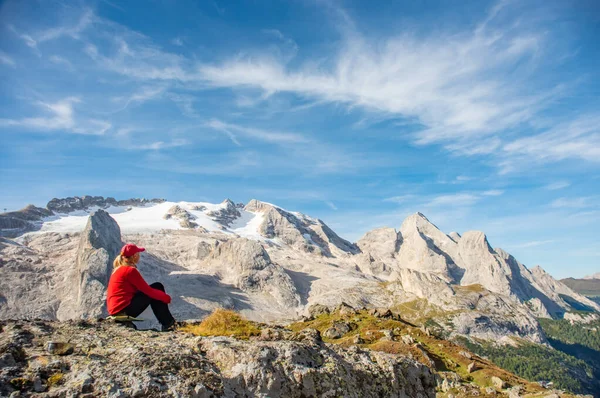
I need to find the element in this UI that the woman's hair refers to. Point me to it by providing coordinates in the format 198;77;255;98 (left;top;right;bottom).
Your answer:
113;253;139;270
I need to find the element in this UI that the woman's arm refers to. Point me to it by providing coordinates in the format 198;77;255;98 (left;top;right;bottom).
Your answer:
127;268;172;304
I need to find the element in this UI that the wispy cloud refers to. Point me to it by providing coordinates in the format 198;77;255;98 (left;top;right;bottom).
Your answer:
383;194;416;203
49;55;74;70
109;86;165;113
206;119;309;145
0;97;110;135
501;115;600;169
482;189;504;196
550;197;594;209
196;6;550;149
10;9;94;50
426;193;481;207
513;239;555;248
137;139;189;151
325;201;338;211
0;51;16;67
385;190;505;208
544;181;570;190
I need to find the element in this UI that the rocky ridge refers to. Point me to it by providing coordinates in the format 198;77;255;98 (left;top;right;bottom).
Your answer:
0;319;437;398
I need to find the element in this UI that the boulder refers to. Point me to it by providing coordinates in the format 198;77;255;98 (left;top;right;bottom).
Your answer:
75;210;122;319
308;303;330;318
491;376;506;389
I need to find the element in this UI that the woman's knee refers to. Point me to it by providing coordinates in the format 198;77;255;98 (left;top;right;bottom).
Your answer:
150;282;165;291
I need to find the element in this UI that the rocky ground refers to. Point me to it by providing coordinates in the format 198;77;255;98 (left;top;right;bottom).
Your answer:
0;303;589;398
0;318;437;398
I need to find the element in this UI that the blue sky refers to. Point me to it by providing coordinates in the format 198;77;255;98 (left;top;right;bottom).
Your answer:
0;0;599;279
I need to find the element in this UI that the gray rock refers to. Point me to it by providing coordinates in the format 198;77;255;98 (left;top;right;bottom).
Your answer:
459;350;472;359
402;335;414;344
206;199;241;227
382;329;394;341
74;210;122;319
164;205;198;229
491;376;506;389
0;352;16;367
467;362;477;373
323;327;343;339
308;303;330;318
205;238;300;308
47;196;164;214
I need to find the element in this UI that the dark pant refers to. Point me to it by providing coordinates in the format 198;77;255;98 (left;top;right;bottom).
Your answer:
124;282;175;328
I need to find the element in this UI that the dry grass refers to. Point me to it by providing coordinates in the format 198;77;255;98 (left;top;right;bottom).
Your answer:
180;309;260;340
47;373;64;387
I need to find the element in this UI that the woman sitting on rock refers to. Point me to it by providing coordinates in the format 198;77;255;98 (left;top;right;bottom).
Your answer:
106;243;176;331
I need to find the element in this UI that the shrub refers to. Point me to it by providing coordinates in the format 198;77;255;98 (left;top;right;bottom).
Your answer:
181;309;260;339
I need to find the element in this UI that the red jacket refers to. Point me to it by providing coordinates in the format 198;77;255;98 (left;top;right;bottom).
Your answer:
106;266;171;315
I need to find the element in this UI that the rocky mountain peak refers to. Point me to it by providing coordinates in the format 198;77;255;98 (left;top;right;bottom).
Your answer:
448;231;461;243
207;199;242;227
72;210;122;318
458;231;494;254
244;199;274;213
357;227;400;258
46;196;165;214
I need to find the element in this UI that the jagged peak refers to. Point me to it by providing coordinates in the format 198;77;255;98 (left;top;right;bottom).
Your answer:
221;198;236;207
359;226;397;239
531;265;547;275
459;230;492;247
46;196;165;214
244;199;276;213
448;231;461;243
399;212;445;238
494;247;510;258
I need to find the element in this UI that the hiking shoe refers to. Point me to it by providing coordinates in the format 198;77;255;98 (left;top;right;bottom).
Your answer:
161;320;177;332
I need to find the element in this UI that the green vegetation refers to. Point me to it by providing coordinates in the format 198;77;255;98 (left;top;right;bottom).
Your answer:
181;309;260;339
47;372;64;387
290;309;547;396
458;317;600;396
460;339;596;394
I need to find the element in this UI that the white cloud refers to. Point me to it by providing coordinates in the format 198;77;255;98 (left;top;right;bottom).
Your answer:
544;181;570;190
10;9;93;50
482;189;504;196
109;86;165;113
383;195;416;203
48;55;74;70
171;37;184;46
550;197;593;209
0;97;110;135
37;9;94;43
425;193;481;207
502;115;600;166
197;9;548;147
325;201;338;210
0;51;16;67
137;139;189;150
206;119;309;145
513;239;555;248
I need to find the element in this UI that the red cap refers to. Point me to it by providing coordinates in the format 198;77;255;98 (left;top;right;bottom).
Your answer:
121;243;145;257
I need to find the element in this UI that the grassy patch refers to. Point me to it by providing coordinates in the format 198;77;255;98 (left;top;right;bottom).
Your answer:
453;284;485;293
47;372;64;387
180;309;260;340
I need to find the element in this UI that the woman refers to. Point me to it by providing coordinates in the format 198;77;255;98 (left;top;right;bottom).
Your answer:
106;243;176;331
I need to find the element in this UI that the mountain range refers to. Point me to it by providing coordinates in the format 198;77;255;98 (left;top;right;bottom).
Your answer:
1;196;597;344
